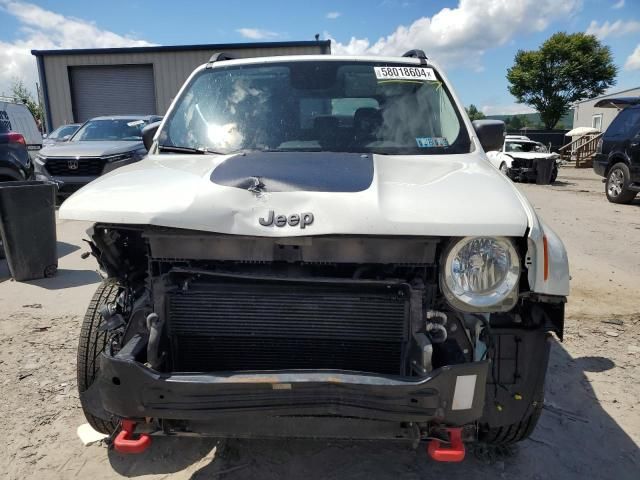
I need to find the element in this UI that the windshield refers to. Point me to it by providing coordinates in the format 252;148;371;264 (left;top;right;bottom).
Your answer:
50;124;79;139
159;61;470;155
72;119;147;142
505;141;547;153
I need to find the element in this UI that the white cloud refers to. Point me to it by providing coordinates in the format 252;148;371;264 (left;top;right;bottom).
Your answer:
585;20;640;39
481;104;536;116
326;12;341;19
0;1;154;96
236;28;279;40
625;44;640;70
328;0;582;69
612;0;625;9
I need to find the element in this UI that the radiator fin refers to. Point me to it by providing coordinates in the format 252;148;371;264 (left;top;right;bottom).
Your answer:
167;282;409;374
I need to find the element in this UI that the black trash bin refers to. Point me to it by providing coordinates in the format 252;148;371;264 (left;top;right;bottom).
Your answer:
0;181;57;281
536;157;555;185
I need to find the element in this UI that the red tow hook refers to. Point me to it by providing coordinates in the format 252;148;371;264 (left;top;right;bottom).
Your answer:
113;420;152;454
427;427;465;462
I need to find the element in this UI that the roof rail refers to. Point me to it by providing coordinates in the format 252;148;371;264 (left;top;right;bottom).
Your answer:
206;52;237;68
402;49;428;63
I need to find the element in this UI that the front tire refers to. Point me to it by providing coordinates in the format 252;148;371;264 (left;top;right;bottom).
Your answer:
77;278;120;434
499;162;508;176
478;328;550;446
479;404;543;445
606;163;637;204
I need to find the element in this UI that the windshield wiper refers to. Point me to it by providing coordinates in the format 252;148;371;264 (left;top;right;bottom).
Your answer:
158;145;227;155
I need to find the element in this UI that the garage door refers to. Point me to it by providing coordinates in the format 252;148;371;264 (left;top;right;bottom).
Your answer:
70;65;156;122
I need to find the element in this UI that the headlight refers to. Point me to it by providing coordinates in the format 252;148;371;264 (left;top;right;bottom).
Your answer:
103;153;131;162
440;236;520;312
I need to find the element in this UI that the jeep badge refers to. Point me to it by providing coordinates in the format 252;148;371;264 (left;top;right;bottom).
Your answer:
259;210;314;228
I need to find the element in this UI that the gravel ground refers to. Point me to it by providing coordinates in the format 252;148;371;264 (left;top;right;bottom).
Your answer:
0;168;638;479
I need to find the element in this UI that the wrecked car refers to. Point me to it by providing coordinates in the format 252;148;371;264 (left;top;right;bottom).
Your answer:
60;50;569;461
487;135;560;183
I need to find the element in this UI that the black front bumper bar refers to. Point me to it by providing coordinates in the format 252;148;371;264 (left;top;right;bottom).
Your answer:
82;352;488;434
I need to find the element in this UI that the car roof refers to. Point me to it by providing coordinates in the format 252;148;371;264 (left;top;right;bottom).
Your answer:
204;54;430;69
88;115;160;121
235;54;424;62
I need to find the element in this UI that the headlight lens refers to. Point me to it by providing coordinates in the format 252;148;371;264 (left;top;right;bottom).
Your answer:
441;236;520;311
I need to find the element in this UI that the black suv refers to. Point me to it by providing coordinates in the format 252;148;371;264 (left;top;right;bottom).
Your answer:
0;123;34;182
593;97;640;204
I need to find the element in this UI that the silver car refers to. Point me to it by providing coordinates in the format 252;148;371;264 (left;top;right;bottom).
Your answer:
42;123;81;146
35;115;161;196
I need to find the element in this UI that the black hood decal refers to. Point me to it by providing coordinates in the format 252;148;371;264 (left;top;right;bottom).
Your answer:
210;151;374;193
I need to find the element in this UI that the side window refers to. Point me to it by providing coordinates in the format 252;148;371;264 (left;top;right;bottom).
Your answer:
606;109;640;138
331;98;378;117
300;98;329;129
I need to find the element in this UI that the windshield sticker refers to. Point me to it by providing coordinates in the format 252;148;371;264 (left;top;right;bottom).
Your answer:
416;137;449;148
127;120;145;127
374;66;437;82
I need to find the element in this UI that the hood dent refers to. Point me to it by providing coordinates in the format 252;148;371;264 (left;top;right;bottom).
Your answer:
59;153;530;237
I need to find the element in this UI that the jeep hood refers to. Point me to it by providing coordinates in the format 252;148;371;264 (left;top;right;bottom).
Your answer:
40;141;143;157
59;152;531;237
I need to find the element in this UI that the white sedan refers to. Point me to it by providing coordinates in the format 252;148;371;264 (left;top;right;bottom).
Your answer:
487;135;560;182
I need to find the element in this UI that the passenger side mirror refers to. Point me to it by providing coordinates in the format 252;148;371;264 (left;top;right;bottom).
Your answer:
472;120;505;152
42;133;48;139
142;121;161;152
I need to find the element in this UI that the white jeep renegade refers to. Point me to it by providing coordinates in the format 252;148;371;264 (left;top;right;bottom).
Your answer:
60;50;569;460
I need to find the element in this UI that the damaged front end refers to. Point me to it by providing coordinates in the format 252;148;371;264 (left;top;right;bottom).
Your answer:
79;225;565;446
507;154;560;183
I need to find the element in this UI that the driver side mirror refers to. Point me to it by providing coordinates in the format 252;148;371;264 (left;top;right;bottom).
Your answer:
472;120;505;152
61;135;71;142
142;121;161;152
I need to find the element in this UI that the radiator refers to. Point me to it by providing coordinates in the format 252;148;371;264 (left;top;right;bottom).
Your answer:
167;280;410;374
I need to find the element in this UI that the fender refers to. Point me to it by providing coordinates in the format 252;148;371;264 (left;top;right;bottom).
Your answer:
527;219;570;297
604;152;630;175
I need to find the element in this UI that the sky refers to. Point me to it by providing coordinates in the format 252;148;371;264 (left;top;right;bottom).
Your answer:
0;0;639;115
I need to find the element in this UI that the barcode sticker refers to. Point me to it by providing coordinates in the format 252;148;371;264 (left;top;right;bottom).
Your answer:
374;66;437;81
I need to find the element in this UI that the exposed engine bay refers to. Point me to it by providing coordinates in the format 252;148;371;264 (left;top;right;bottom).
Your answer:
85;224;564;438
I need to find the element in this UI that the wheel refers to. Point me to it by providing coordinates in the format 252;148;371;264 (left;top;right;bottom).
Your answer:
606;163;637;204
77;278;120;434
550;164;558;183
499;162;508;175
479;403;543;445
478;328;550;446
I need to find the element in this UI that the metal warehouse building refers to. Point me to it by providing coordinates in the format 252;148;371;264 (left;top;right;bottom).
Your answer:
32;40;331;131
573;86;640;133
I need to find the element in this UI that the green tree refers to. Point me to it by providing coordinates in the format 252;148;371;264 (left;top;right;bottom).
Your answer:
11;79;43;126
465;104;486;121
509;115;524;130
507;32;616;129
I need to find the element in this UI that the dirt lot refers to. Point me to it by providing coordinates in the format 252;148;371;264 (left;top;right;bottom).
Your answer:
0;168;638;479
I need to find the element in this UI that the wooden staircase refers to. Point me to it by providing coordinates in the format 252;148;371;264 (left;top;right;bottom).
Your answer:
558;133;603;168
